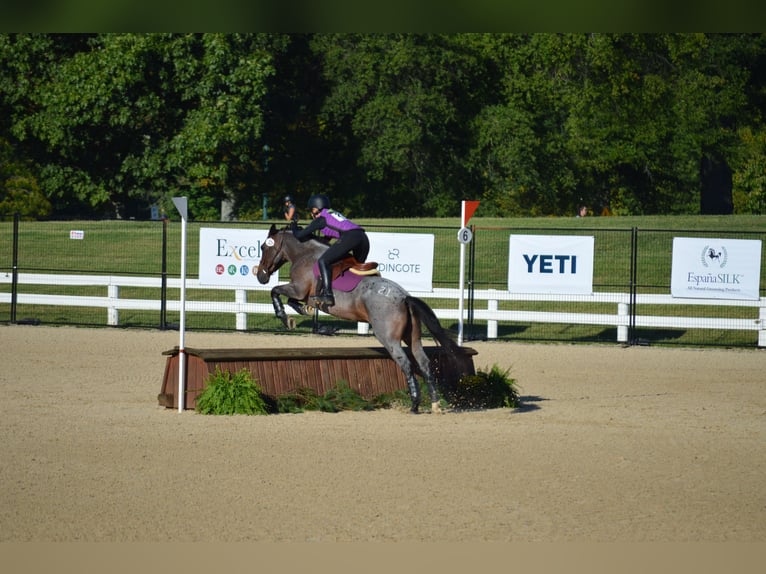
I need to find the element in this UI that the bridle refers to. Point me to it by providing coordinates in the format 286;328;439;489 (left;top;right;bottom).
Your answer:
259;229;288;278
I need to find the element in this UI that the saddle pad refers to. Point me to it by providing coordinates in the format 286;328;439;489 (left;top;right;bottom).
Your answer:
312;262;365;292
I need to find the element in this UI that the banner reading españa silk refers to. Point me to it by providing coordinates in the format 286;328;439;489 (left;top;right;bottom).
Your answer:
671;237;762;300
508;235;595;294
366;232;434;292
199;228;279;288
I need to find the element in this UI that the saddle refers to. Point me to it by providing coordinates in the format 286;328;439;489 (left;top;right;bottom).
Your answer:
331;256;379;280
310;257;379;298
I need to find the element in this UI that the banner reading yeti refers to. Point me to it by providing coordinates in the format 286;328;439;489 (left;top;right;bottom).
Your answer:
199;228;279;288
508;235;594;294
671;237;762;300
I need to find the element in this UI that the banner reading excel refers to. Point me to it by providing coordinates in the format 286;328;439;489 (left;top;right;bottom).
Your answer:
508;235;595;294
198;227;279;288
671;237;762;300
367;232;434;292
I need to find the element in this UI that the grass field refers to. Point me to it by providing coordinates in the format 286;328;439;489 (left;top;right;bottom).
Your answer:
2;214;764;347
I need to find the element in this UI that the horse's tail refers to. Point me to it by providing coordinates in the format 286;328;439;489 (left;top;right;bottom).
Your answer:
405;296;459;354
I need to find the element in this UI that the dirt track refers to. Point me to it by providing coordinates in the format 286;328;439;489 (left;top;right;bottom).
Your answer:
0;324;764;542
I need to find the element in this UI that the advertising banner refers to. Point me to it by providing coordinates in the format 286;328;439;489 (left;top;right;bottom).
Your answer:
198;228;279;288
508;235;595;294
367;232;434;292
671;237;762;300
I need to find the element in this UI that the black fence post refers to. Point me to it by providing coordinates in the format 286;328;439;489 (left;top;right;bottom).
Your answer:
10;212;19;323
467;223;476;339
629;226;638;345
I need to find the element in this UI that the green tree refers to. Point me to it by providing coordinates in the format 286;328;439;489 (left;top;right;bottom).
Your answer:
0;34;90;218
0;138;51;219
471;33;766;216
312;33;493;216
2;33;765;219
245;34;354;219
6;33;281;219
468;34;579;216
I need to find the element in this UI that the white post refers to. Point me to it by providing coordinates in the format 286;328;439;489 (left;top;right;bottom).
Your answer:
617;302;629;343
172;197;188;413
759;305;766;348
107;284;119;326
487;298;498;339
235;289;247;331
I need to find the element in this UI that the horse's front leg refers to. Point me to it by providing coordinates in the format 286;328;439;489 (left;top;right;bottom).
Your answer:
286;298;313;316
271;283;310;329
270;286;291;328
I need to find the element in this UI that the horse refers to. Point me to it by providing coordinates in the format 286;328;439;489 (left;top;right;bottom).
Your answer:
255;224;459;413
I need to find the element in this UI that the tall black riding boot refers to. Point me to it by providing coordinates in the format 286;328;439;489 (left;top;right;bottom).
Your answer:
314;259;335;307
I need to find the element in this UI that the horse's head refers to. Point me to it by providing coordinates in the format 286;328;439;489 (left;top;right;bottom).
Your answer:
256;224;288;284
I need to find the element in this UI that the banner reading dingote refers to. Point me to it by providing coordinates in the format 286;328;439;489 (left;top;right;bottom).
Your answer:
671;237;762;300
199;227;279;288
366;232;434;292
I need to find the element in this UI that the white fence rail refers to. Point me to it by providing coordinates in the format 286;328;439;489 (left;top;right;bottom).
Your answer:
2;273;765;346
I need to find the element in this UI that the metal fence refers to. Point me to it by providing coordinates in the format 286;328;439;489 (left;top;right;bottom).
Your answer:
1;215;764;347
464;226;765;347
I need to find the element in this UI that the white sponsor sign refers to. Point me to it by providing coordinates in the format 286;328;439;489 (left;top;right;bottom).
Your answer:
508;235;595;294
671;237;762;300
367;232;434;292
198;228;279;287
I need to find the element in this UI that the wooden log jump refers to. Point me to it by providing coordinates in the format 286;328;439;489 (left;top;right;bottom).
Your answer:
158;345;478;410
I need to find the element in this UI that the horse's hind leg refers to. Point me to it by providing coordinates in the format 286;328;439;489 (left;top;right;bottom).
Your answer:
384;344;421;413
412;347;440;412
406;316;442;413
405;374;422;414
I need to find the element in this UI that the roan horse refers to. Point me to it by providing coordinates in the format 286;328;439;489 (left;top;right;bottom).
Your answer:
255;224;459;413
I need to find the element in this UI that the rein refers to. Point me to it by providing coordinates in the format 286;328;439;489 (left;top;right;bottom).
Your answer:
261;229;288;277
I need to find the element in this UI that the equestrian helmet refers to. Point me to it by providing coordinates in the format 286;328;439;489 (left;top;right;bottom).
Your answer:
307;194;330;211
284;195;293;202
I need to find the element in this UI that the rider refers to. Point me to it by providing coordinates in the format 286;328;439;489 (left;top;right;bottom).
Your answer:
291;194;369;307
283;194;297;222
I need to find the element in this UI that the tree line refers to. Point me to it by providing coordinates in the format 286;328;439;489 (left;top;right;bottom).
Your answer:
1;33;765;220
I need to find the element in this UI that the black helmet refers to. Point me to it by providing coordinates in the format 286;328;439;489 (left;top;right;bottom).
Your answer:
307;194;330;211
283;195;293;202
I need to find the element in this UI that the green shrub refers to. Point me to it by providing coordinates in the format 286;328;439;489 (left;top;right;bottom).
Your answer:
367;389;411;410
321;380;375;411
196;367;270;415
276;387;327;413
276;388;313;413
195;367;519;415
277;381;373;413
448;364;520;410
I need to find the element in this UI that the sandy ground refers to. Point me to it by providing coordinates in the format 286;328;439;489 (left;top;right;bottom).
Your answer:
0;323;764;544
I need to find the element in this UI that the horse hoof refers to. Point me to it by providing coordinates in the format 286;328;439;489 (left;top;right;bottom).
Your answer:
287;317;296;329
409;406;420;414
431;402;444;414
